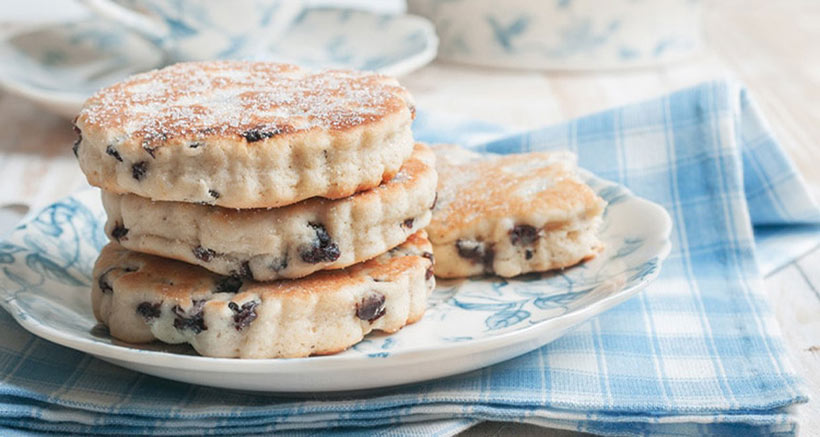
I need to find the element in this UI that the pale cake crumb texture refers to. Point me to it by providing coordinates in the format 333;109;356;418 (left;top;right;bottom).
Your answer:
101;144;437;281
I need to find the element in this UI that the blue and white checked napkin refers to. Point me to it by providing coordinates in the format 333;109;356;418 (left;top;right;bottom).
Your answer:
0;81;816;436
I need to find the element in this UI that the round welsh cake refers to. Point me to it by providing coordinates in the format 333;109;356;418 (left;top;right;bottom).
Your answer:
102;144;437;281
428;145;605;278
92;231;435;359
74;61;416;208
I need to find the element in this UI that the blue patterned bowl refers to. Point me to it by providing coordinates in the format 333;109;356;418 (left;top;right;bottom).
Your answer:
0;170;671;392
408;0;703;70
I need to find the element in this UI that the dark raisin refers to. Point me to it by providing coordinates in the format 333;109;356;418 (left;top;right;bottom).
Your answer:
356;291;386;322
525;250;534;260
509;225;539;246
97;268;115;294
141;133;165;158
430;192;438;210
98;266;137;293
132;161;148;180
455;240;481;260
456;240;495;270
189;142;202;149
241;125;284;142
142;144;156;158
72;124;82;157
172;300;206;333
228;301;258;331
422;252;435;280
484;247;496;268
136;302;162;320
98;278;112;294
192;246;216;262
313;223;332;245
483;247;496;270
105;145;123;162
111;223;128;241
237;261;254;280
402;218;414;229
215;275;243;294
300;223;341;264
208;189;220;199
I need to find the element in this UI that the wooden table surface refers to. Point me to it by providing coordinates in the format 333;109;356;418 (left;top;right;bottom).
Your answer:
0;0;817;435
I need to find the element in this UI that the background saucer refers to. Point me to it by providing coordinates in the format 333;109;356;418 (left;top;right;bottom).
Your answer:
0;19;163;118
0;9;438;118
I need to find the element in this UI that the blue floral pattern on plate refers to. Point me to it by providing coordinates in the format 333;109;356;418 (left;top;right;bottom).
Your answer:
0;170;671;392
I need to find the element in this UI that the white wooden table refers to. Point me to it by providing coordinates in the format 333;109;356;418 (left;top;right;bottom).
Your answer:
0;0;817;435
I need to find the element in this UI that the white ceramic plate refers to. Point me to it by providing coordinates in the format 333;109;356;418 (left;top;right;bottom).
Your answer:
0;171;670;392
0;9;438;118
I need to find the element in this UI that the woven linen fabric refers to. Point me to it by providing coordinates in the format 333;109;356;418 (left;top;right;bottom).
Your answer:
0;81;815;436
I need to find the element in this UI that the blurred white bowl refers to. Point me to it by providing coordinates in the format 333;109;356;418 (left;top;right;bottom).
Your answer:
407;0;703;70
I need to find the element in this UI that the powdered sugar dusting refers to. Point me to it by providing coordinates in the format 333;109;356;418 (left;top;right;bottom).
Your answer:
431;146;601;232
78;61;413;144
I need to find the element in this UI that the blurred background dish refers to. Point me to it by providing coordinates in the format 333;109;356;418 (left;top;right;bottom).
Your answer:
407;0;703;70
77;0;304;62
0;19;163;119
0;2;437;118
257;9;437;78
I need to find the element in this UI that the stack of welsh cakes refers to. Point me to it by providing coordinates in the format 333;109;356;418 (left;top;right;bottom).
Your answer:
73;61;437;358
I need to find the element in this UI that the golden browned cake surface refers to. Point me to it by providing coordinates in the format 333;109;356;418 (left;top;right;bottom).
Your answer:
75;61;416;208
92;231;435;358
428;145;605;278
78;61;412;140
